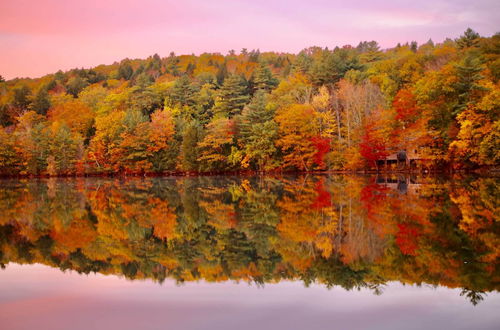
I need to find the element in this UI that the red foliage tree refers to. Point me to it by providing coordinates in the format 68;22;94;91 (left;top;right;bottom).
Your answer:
359;123;388;168
310;136;330;168
393;89;419;123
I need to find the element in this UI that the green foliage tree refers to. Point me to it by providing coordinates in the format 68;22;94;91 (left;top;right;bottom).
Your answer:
13;85;32;110
213;74;250;117
47;123;82;175
252;63;279;92
167;75;199;107
452;52;487;116
31;88;51;115
118;61;134;80
66;76;88;97
134;72;154;88
456;28;481;50
294;50;313;74
410;41;418;52
128;88;163;117
180;120;201;171
237;91;278;170
309;48;361;86
54;70;65;81
166;52;180;76
216;62;228;85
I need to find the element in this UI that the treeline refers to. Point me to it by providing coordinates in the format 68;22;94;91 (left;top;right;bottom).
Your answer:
0;176;497;304
0;29;498;176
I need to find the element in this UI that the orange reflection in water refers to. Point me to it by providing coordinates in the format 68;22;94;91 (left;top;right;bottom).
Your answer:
0;175;498;306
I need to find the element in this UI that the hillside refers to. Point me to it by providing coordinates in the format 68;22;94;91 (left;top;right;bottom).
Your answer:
0;28;498;176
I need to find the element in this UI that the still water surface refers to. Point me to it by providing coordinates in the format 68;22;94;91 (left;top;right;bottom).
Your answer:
0;175;498;329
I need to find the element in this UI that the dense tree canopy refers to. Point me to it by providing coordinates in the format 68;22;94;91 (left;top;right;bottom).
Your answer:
0;29;498;176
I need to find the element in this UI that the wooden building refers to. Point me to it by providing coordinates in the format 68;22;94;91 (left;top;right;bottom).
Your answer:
377;149;427;171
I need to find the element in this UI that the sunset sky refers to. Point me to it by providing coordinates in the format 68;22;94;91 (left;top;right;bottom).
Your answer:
1;0;498;79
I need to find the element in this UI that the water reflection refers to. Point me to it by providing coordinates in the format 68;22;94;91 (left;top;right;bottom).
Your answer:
0;175;498;305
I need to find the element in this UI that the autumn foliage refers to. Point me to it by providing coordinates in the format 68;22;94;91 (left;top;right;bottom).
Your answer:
359;123;388;167
0;29;498;176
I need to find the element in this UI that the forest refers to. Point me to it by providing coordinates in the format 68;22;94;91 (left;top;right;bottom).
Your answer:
0;175;497;305
0;28;498;176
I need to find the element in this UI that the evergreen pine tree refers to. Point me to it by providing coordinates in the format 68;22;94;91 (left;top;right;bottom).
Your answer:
213;74;250;117
13;85;32;110
165;52;180;76
66;76;88;97
238;91;278;170
252;63;278;92
117;61;133;80
453;52;487;116
239;90;273;137
216;63;228;85
168;75;199;107
31;88;51;115
180;121;200;171
456;28;480;50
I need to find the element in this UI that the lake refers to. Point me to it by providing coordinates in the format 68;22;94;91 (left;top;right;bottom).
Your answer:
0;175;498;330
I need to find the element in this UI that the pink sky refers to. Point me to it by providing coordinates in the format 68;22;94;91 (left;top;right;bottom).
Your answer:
1;0;499;79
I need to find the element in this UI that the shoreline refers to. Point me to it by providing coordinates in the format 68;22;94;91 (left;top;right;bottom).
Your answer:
1;167;498;179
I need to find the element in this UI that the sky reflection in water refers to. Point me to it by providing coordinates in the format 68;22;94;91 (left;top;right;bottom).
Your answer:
1;264;499;330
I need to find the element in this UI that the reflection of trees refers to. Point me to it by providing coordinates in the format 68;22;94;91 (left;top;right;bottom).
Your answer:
460;289;486;306
0;175;498;304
